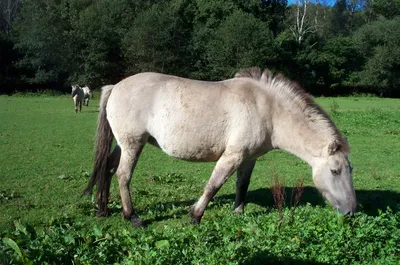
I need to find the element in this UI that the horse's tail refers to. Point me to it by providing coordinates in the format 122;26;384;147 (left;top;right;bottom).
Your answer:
83;85;115;215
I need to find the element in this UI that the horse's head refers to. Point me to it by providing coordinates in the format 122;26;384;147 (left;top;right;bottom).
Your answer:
313;140;357;215
71;85;79;97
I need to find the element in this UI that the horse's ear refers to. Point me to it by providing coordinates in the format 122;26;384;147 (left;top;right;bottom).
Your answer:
328;140;340;155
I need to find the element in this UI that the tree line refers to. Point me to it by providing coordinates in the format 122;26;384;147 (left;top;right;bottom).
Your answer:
1;0;400;97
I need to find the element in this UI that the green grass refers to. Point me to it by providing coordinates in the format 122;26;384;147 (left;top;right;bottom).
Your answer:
0;95;399;264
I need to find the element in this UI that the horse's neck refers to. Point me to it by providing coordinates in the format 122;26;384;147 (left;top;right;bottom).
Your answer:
271;107;329;167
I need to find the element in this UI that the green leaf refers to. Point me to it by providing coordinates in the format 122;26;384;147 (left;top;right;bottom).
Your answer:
64;234;75;245
14;220;29;236
155;239;169;248
3;237;24;261
93;225;103;237
58;174;71;180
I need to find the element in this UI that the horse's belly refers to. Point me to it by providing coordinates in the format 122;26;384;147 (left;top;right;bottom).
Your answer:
168;147;223;162
149;134;224;162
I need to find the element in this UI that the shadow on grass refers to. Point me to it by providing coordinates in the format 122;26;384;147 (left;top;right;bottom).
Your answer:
86;110;99;113
100;186;399;227
215;187;400;216
241;251;328;265
139;186;400;223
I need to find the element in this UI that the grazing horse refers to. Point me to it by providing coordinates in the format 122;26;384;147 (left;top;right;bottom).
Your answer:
71;85;84;113
81;86;93;106
83;68;356;227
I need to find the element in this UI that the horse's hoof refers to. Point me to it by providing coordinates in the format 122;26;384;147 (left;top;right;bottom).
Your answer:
96;209;108;217
96;211;107;217
131;217;144;228
190;217;201;225
233;206;244;215
189;208;202;225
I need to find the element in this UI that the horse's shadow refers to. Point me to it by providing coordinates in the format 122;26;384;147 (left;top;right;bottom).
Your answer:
86;110;99;113
138;186;400;224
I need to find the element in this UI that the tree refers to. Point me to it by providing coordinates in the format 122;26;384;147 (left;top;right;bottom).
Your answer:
122;0;193;77
353;17;400;96
364;0;400;21
0;0;21;33
330;0;366;36
204;9;277;79
232;0;288;35
13;0;73;85
0;0;21;93
311;36;363;88
68;0;137;87
290;0;318;45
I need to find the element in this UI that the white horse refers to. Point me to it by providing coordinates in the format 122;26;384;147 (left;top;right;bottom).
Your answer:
83;68;356;227
81;86;93;106
71;85;84;113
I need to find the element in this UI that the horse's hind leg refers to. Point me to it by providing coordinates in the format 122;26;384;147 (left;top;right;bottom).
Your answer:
233;159;256;214
116;143;144;227
74;97;78;113
190;153;243;224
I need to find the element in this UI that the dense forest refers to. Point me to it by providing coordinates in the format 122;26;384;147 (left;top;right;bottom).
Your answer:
1;0;400;96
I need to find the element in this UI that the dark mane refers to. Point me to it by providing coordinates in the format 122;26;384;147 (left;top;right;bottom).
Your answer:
234;67;263;80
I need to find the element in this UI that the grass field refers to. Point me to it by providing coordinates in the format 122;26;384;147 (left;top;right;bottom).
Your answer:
0;94;399;264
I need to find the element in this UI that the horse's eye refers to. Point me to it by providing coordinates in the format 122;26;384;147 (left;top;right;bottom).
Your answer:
331;169;340;176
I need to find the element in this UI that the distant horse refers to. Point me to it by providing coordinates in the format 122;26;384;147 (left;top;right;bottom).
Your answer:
71;85;84;113
83;68;356;227
81;86;93;106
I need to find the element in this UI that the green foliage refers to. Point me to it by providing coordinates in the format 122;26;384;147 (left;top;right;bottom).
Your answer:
312;36;364;87
122;0;193;77
354;16;400;96
0;33;20;93
204;9;276;79
365;0;400;20
67;0;135;87
1;209;399;264
13;0;72;84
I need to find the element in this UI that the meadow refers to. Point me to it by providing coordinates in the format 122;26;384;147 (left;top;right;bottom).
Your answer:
0;94;399;264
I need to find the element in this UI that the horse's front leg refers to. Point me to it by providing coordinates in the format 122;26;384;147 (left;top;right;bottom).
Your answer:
233;159;256;214
73;97;78;113
116;144;144;227
190;153;243;224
